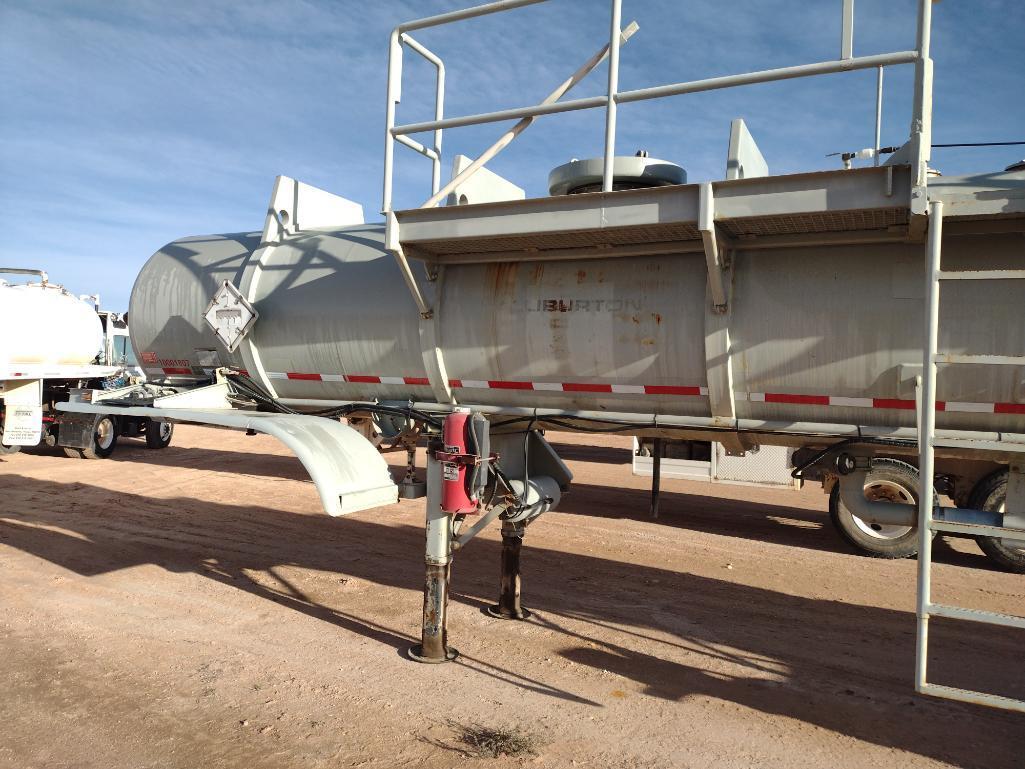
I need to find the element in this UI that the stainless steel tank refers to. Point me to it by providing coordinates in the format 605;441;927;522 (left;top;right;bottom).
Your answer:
129;220;1025;434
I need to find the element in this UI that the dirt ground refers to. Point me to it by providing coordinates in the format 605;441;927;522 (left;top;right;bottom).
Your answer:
0;425;1022;768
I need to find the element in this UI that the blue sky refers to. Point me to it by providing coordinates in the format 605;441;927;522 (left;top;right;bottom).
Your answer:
2;0;1022;310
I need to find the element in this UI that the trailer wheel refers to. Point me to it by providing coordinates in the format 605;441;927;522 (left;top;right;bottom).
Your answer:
829;459;923;559
970;470;1025;574
145;419;173;449
64;414;118;460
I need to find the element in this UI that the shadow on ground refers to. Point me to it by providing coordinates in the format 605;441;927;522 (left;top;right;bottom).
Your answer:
0;473;1022;767
53;440;997;570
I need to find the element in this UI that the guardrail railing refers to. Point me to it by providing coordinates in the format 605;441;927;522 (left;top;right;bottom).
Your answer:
382;0;935;215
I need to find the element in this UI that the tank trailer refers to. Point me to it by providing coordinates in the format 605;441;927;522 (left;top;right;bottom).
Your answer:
0;268;172;458
52;0;1025;711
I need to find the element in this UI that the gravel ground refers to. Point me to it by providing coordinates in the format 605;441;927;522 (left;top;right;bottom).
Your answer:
0;425;1022;768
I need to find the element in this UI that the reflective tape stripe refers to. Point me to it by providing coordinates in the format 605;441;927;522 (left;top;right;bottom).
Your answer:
254;373;1025;414
829;396;874;408
945;401;994;413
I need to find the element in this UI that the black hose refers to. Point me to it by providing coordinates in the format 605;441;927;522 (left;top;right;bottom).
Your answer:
790;436;916;479
225;372;445;428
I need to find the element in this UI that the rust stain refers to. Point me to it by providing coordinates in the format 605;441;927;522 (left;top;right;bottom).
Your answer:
653;312;662;325
487;262;520;301
640;337;656;346
576;269;587;284
631;315;640;324
530;263;544;284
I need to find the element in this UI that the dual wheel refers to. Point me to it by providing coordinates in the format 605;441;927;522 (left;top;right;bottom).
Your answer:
829;460;1025;573
63;416;173;459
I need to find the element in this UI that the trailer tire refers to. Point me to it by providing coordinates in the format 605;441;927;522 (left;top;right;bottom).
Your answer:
829;459;923;559
970;470;1025;574
69;414;118;460
145;420;173;449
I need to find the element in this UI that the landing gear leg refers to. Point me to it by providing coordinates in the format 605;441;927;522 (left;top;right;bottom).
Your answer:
487;521;531;620
409;442;458;663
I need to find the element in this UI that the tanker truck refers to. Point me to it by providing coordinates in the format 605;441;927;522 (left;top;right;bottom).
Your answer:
53;0;1025;710
0;268;172;458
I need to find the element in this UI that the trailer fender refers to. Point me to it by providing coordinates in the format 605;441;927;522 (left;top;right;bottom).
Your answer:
56;402;398;515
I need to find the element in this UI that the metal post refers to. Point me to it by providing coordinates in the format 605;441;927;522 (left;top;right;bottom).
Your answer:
601;0;623;192
874;66;884;166
487;522;531;620
409;442;458;662
650;438;663;518
382;30;402;214
910;0;934;191
915;199;942;692
841;0;855;60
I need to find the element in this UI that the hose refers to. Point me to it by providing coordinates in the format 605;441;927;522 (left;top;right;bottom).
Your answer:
224;372;445;429
789;436;916;480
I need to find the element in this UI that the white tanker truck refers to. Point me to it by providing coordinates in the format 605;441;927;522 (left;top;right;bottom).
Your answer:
0;268;172;458
51;0;1025;710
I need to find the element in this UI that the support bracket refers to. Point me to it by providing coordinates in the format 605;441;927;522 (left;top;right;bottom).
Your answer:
699;182;729;312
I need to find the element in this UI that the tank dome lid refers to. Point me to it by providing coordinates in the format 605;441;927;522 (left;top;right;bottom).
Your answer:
548;152;686;196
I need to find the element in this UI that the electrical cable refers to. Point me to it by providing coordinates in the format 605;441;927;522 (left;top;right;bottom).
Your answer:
224;372;445;428
790;436;916;480
932;141;1025;148
224;372;918;472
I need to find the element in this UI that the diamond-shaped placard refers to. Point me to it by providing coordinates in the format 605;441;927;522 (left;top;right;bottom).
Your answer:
203;280;258;353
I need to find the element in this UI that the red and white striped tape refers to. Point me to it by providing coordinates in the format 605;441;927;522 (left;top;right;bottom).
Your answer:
264;371;705;396
254;372;1025;413
739;391;1025;414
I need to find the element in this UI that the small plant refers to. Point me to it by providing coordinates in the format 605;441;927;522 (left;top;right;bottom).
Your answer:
451;721;540;759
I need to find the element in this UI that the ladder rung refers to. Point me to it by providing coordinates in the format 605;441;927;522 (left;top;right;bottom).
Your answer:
936;269;1025;281
919;683;1025;714
930;520;1025;539
927;603;1025;630
933;353;1025;366
932;438;1025;453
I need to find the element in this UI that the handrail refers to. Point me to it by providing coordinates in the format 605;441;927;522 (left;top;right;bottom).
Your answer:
0;267;48;285
382;0;934;216
391;51;917;137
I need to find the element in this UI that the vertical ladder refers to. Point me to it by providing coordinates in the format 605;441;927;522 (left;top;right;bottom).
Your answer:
915;199;1025;713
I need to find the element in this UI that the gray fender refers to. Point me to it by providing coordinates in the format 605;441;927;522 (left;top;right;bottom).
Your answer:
56;403;398;515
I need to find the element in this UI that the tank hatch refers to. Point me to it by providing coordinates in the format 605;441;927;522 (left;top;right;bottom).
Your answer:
548;152;686;196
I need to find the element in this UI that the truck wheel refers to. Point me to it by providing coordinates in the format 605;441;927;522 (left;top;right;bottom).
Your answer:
145;420;173;449
66;415;118;460
970;470;1025;574
829;459;923;559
